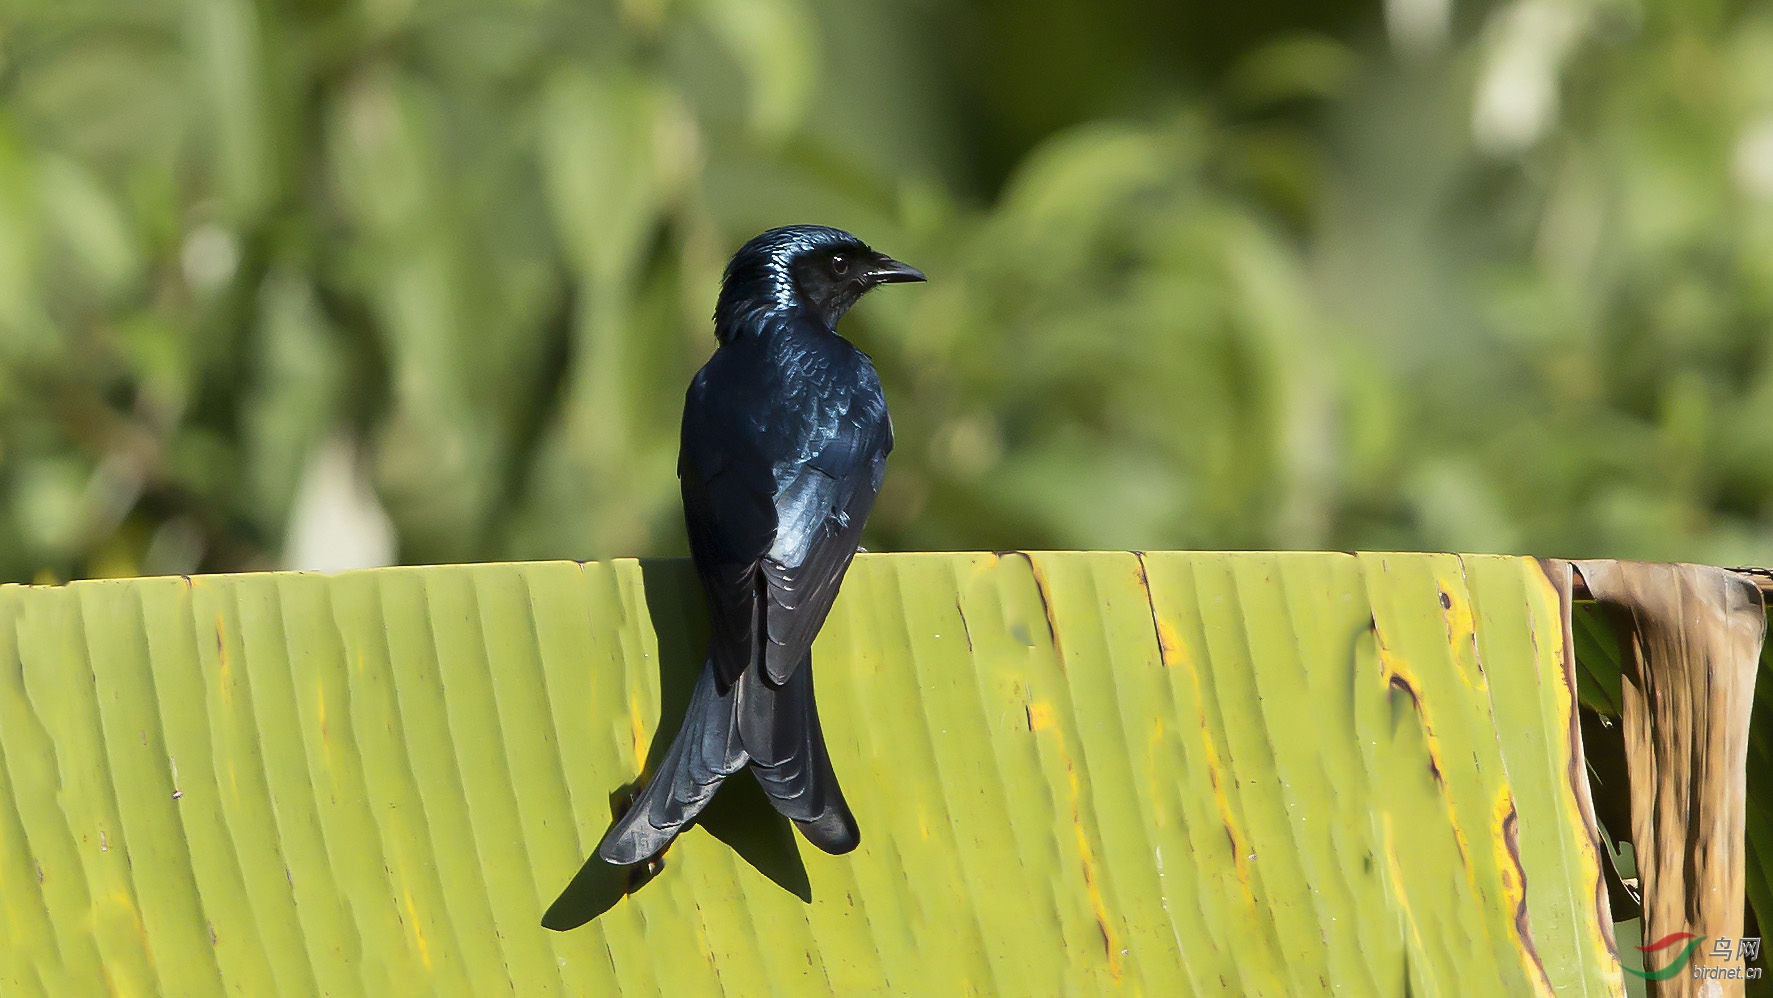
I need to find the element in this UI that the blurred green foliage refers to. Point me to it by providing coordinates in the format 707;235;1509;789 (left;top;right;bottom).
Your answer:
0;0;1770;580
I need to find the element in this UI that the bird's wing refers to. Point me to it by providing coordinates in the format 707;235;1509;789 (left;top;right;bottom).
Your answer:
679;352;892;690
757;405;891;685
679;392;777;691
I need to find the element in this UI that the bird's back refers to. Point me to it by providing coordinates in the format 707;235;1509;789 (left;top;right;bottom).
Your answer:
680;311;891;687
685;315;886;473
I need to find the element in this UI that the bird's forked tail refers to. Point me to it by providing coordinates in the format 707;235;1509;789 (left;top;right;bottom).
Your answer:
596;656;858;866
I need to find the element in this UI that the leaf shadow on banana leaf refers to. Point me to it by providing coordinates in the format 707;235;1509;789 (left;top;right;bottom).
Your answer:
542;559;811;930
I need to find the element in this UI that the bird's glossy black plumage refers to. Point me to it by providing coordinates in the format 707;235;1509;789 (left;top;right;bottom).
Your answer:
598;225;924;865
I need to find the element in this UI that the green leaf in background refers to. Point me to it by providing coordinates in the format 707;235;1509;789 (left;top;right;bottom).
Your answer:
0;552;1621;994
0;0;1769;581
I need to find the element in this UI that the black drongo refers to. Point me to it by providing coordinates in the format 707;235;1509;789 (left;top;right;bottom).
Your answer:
597;225;924;865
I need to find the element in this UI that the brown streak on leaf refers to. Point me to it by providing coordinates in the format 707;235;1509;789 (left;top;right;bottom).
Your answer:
1133;552;1183;669
1386;673;1444;788
1040;706;1123;981
1501;803;1555;996
1021;553;1065;669
1133;553;1249;889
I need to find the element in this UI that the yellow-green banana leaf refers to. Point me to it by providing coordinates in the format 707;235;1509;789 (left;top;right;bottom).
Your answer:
0;552;1620;995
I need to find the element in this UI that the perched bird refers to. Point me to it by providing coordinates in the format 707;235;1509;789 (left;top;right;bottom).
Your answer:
598;225;925;865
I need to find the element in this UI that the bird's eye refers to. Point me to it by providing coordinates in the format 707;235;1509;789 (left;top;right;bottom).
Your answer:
830;255;849;276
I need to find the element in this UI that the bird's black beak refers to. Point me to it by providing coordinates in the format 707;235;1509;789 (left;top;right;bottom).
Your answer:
863;254;926;285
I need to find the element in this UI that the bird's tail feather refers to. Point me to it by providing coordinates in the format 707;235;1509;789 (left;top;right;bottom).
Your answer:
737;658;860;855
596;660;748;866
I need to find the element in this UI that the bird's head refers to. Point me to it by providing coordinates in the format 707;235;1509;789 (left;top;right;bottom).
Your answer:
714;224;925;340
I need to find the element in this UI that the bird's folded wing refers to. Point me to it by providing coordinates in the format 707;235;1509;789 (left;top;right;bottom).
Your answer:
758;431;888;685
679;413;778;690
681;378;891;690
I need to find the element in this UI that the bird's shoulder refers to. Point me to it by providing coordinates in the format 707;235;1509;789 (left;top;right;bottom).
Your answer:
687;312;888;452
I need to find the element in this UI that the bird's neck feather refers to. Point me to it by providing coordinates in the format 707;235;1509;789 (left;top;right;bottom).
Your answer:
714;301;840;347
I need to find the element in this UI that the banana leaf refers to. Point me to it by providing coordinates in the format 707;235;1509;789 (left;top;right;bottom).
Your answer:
0;552;1622;995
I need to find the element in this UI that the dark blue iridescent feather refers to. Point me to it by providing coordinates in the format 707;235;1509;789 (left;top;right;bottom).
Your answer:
598;225;923;864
